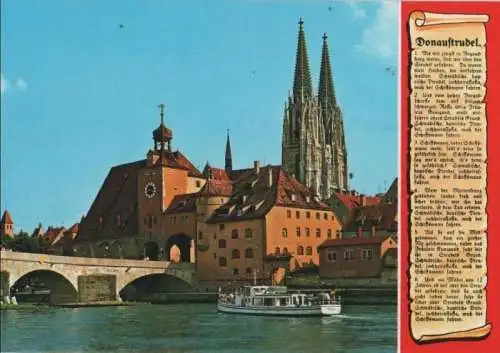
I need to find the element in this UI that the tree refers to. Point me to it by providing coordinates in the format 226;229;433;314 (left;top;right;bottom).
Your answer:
6;231;46;253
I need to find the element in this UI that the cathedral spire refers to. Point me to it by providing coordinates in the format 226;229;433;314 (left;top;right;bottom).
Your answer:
225;129;233;173
318;33;337;108
292;18;313;101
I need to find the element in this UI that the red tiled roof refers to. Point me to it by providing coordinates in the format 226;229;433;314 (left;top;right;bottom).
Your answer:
207;165;331;223
161;151;203;178
203;165;230;181
343;203;397;232
44;226;65;244
318;235;392;248
335;193;381;211
165;193;198;214
1;210;13;224
66;223;79;234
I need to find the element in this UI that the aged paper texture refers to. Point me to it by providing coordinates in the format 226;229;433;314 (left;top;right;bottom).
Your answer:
408;11;491;343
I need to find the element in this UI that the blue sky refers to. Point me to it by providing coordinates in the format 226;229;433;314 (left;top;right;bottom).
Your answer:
1;0;398;233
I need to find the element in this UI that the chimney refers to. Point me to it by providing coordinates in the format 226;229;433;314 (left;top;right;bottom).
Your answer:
267;166;273;188
360;194;366;206
254;161;261;174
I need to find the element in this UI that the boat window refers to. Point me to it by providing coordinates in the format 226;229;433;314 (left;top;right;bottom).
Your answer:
279;298;287;306
264;298;274;306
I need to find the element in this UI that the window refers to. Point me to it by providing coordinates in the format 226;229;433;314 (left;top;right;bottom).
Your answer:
245;248;254;258
198;231;203;240
213;253;217;259
148;216;153;229
231;229;239;239
220;224;225;230
362;249;373;260
275;247;280;254
283;247;289;255
316;213;320;220
213;233;217;240
327;251;337;262
143;218;147;225
196;180;201;187
232;249;240;259
306;246;312;255
344;248;354;260
296;227;301;237
296;210;300;218
336;230;341;238
232;268;239;275
332;215;335;221
286;210;291;218
245;228;252;238
327;229;332;239
306;211;311;219
219;257;227;267
153;216;157;225
218;239;227;248
323;213;328;220
246;268;252;275
305;228;310;237
282;228;288;238
316;228;321;238
297;246;304;255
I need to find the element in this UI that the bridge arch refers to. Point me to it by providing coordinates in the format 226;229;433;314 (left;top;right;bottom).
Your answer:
10;269;78;304
118;273;193;301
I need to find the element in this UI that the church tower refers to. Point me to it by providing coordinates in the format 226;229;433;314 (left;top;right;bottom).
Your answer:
281;20;348;200
225;130;233;173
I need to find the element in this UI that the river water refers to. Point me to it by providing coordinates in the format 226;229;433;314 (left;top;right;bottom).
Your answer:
1;304;396;353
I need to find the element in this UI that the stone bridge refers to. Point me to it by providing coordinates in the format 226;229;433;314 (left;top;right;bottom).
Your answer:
0;250;196;304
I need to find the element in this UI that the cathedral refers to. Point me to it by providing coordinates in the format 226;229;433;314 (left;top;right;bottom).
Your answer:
282;19;349;200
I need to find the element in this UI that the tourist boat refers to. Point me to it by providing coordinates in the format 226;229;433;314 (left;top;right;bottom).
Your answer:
217;285;341;316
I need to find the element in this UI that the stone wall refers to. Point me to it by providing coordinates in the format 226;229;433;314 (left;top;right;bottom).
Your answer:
78;275;117;302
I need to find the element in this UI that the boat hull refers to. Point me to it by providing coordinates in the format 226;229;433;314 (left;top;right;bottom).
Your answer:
217;302;341;316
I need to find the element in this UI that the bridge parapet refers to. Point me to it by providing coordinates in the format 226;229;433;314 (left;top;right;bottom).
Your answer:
0;249;170;269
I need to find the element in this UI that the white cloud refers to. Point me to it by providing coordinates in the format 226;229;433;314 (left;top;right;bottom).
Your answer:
1;74;8;95
16;78;28;91
1;74;28;95
355;1;398;59
342;0;367;19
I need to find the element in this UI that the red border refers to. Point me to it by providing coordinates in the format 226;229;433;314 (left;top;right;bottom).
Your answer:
400;2;500;353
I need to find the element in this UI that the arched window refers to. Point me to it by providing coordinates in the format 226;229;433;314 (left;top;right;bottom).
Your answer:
275;247;280;254
297;246;304;255
231;229;239;239
316;228;321;238
306;246;312;255
283;247;289;255
245;248;254;258
219;257;227;267
218;239;227;248
232;249;240;259
245;228;252;238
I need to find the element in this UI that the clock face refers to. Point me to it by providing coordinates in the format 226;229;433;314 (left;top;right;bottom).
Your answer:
144;182;157;199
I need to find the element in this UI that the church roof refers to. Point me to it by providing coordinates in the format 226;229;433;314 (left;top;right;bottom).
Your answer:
160;151;204;177
292;18;313;100
153;123;173;141
1;210;13;225
206;165;331;224
76;160;144;242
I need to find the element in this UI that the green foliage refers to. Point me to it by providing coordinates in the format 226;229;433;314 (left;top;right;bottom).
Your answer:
2;231;47;253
